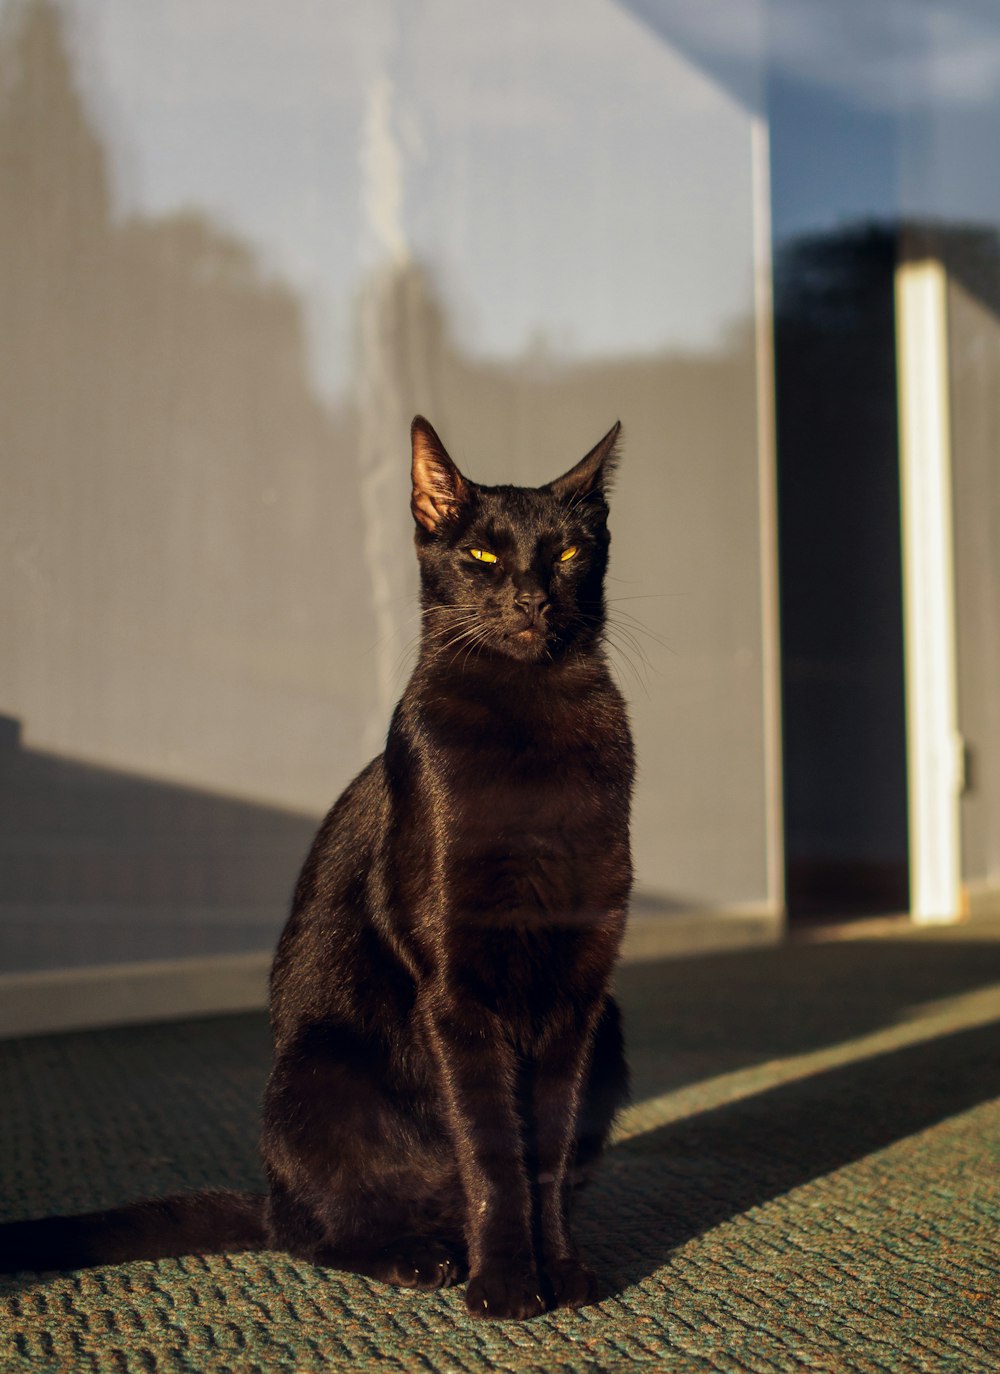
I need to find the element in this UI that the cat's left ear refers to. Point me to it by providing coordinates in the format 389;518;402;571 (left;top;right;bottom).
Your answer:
411;416;469;532
544;421;622;504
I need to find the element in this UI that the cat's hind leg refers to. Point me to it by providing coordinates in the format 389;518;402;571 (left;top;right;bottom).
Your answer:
263;1027;467;1290
572;994;630;1183
270;1181;467;1290
306;1177;469;1290
268;1161;468;1290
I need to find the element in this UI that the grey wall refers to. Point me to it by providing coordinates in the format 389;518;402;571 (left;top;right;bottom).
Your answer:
949;274;1000;899
1;0;777;975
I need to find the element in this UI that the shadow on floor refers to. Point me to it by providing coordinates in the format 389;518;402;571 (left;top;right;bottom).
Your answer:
584;1015;1000;1297
617;934;1000;1102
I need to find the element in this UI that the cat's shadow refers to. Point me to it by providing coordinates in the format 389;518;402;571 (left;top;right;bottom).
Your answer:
583;935;1000;1296
583;1018;1000;1296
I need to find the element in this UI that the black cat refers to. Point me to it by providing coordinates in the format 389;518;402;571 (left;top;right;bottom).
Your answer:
0;417;634;1321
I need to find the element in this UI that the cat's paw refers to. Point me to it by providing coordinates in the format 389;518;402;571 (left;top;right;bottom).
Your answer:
544;1257;600;1310
466;1267;547;1321
378;1241;467;1290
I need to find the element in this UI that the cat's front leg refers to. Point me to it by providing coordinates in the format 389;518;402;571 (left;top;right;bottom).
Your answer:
532;1007;604;1310
421;1001;546;1320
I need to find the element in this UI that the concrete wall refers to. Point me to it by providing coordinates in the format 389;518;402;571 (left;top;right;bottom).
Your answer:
0;0;777;979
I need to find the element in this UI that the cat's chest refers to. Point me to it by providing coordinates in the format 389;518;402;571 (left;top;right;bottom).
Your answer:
436;706;622;831
425;706;630;921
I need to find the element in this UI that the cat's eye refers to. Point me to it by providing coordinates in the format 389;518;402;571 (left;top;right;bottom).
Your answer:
559;546;578;562
469;548;498;564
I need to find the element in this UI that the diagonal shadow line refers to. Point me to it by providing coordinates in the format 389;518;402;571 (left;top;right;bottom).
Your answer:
580;1017;1000;1296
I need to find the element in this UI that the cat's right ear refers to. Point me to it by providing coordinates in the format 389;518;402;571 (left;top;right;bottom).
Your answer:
411;416;469;533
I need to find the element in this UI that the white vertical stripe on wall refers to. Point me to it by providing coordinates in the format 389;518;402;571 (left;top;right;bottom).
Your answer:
895;258;963;923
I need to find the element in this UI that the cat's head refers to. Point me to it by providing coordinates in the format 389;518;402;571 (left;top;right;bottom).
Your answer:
410;416;621;664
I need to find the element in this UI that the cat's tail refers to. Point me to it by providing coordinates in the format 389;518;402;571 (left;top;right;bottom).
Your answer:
0;1190;267;1273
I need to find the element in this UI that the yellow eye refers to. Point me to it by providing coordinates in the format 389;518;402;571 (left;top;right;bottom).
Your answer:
559;546;578;562
470;548;498;564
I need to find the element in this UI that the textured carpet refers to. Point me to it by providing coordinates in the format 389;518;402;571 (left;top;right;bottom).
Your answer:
1;920;999;1372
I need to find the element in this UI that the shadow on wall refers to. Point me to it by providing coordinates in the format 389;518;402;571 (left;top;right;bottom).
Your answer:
0;716;317;973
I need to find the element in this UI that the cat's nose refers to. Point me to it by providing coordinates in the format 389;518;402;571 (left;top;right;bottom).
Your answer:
514;588;550;619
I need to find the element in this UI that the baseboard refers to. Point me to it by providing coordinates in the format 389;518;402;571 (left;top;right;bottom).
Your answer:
0;902;785;1040
0;952;271;1040
622;899;784;962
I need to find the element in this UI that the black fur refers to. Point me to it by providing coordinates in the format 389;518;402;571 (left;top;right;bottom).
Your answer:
0;418;634;1320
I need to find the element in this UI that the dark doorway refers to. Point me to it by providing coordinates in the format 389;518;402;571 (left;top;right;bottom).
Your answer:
773;224;910;920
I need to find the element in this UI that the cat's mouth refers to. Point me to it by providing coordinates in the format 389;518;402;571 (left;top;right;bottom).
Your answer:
501;622;552;660
509;623;550;647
